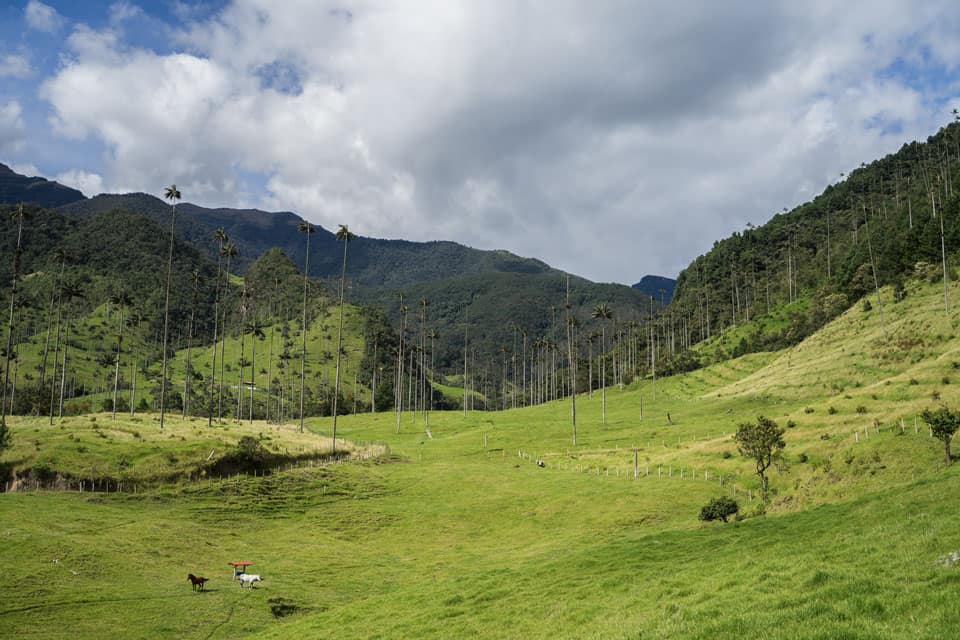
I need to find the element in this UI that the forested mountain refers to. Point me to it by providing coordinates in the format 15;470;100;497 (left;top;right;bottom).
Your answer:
670;120;960;360
0;163;85;208
632;275;676;304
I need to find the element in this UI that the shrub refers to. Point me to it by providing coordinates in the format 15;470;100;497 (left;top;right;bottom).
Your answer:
786;420;797;428
722;450;732;459
943;377;951;385
699;496;739;523
855;405;867;414
862;299;872;312
798;453;809;463
804;407;815;414
932;390;942;401
827;406;838;415
909;378;919;385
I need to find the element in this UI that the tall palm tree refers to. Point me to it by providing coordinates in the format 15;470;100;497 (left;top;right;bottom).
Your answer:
159;184;181;429
427;328;438;425
331;224;355;452
208;228;227;426
245;318;265;423
297;221;314;432
57;280;85;419
218;241;237;419
110;291;132;420
565;276;576;443
236;287;250;422
47;249;68;425
2;203;27;436
183;269;201;418
127;309;145;415
592;303;613;425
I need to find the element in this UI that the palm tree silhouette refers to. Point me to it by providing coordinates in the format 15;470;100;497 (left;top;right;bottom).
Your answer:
591;303;613;425
159;183;181;429
110;291;132;420
331;224;355;452
245;318;265;423
218;241;237;419
1;203;27;437
208;228;227;426
57;280;85;419
297;221;314;432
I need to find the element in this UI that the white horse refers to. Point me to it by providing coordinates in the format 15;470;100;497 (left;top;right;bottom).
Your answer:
239;574;263;588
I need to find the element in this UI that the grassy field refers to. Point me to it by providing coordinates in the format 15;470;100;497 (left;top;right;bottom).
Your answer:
2;277;960;638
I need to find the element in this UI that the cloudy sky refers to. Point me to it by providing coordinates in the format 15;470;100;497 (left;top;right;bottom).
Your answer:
1;1;959;283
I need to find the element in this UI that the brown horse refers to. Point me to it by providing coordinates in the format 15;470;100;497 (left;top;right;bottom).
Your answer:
187;574;209;591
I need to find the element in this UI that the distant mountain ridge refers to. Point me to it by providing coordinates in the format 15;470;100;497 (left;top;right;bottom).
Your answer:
0;163;86;208
632;275;676;304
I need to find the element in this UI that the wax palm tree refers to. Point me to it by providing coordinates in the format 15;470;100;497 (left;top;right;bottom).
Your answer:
159;183;181;430
127;309;145;415
245;318;265;423
565;276;576;442
218;241;237;419
57;280;85;419
331;224;355;451
1;203;27;437
181;270;202;418
110;291;132;420
297;221;314;432
592;303;613;425
236;287;250;422
208;228;227;426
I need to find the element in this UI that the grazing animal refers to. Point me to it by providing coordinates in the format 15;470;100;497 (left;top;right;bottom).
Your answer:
187;574;209;591
239;574;263;588
536;460;546;468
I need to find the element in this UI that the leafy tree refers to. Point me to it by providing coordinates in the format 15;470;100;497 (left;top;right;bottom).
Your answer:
921;406;960;465
159;183;181;430
699;496;739;523
735;415;785;501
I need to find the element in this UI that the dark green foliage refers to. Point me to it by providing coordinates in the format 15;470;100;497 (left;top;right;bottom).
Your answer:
0;163;85;208
672;121;960;360
698;496;739;523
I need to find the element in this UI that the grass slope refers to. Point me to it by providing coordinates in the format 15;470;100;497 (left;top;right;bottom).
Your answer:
1;277;960;639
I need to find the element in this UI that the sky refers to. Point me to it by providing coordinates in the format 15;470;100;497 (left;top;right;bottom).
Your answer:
1;1;960;284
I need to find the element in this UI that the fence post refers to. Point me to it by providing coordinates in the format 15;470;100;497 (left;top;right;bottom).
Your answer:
633;448;639;479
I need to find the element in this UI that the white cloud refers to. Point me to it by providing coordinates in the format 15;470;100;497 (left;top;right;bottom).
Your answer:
9;162;39;177
55;169;105;196
0;54;30;78
0;100;25;153
25;0;65;33
35;1;960;282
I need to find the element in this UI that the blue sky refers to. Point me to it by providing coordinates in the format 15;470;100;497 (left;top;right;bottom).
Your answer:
2;1;960;283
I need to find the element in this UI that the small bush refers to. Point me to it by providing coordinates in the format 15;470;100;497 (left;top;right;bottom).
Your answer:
862;300;873;312
909;378;919;386
827;406;838;415
699;496;739;523
856;405;867;414
932;390;942;401
804;407;815;414
798;453;809;463
722;450;732;459
786;420;797;428
943;377;951;385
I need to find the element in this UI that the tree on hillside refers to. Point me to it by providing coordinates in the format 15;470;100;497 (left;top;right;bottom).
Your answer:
921;406;960;466
591;303;613;425
1;202;27;437
218;241;237;420
735;415;785;501
297;221;314;432
566;276;577;444
159;183;181;430
127;309;145;415
183;270;201;419
244;318;265;423
331;224;355;452
110;290;132;420
56;280;85;419
208;228;227;426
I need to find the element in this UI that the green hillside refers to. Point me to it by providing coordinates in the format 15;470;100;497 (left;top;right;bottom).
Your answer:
2;273;959;638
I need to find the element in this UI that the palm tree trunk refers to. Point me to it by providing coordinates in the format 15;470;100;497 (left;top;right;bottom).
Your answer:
59;318;69;419
1;209;24;431
601;324;606;425
249;330;256;423
299;233;311;433
331;237;349;452
159;205;176;429
112;306;124;420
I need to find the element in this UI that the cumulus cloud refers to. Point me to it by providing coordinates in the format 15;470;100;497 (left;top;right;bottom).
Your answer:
35;1;960;282
0;101;25;153
0;54;30;78
25;0;65;33
55;169;105;196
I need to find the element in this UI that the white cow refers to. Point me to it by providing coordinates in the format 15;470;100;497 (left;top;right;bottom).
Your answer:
239;574;263;588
